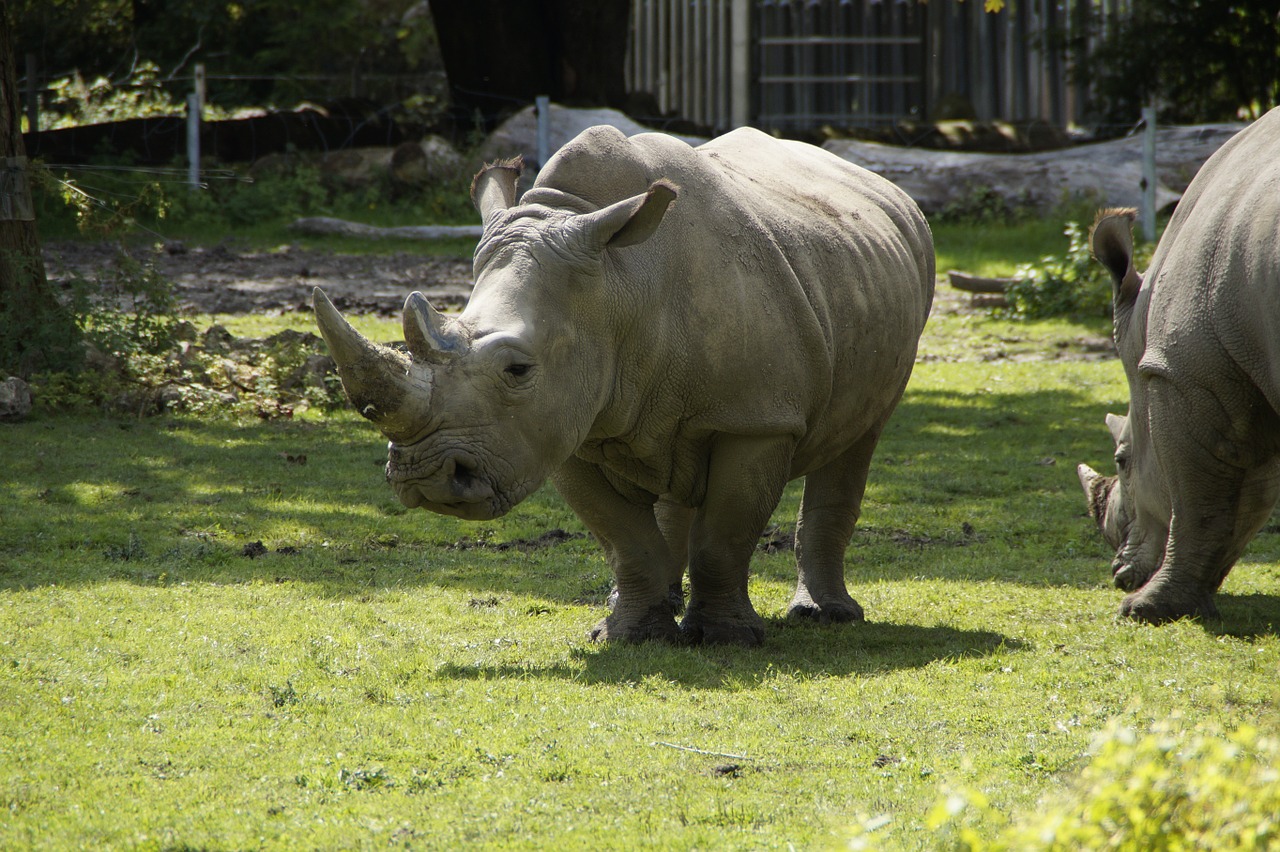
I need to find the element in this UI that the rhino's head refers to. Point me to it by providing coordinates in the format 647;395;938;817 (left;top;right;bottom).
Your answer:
315;157;677;521
1078;209;1170;589
1077;412;1134;551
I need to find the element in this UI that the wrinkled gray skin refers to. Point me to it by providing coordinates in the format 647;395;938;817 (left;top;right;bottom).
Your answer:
315;125;935;645
1078;107;1280;624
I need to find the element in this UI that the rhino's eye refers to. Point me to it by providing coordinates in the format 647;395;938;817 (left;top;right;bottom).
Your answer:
505;363;532;379
1115;453;1129;473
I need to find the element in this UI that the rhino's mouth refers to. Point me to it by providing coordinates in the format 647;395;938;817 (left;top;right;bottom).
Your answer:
384;446;528;521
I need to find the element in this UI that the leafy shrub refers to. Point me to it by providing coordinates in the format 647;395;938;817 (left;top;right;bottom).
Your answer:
1001;220;1154;321
66;252;180;360
894;719;1280;851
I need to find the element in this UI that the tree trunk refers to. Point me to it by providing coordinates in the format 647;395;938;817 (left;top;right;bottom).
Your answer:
0;1;79;377
429;0;631;133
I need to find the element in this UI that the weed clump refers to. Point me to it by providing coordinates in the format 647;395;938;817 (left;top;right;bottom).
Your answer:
1001;220;1154;321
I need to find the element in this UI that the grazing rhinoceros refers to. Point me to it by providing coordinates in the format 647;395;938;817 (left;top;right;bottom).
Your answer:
315;124;935;645
1077;107;1280;623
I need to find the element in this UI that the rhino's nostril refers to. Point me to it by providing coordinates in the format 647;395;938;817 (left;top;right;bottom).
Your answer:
452;461;476;488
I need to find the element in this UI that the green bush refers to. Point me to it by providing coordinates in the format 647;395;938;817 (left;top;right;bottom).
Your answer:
906;720;1280;851
1001;220;1154;321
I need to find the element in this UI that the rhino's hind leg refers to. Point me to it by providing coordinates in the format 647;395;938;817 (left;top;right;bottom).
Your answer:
787;431;879;624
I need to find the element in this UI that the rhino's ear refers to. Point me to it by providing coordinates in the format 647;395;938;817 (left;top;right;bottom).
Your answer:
578;180;678;251
403;291;464;364
1090;208;1143;310
471;157;524;226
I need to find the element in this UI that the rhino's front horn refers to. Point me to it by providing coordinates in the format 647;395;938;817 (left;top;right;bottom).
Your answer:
1077;463;1103;493
313;287;434;440
403;291;463;363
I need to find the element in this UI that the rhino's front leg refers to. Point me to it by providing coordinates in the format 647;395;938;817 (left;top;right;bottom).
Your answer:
552;455;684;644
681;436;793;647
1112;529;1166;592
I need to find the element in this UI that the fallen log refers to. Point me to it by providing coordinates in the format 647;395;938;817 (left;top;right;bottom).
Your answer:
823;123;1243;216
948;270;1016;308
947;270;1017;294
289;217;483;240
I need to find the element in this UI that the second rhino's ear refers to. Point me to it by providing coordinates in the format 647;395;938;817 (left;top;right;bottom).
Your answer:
1090;208;1143;311
471;157;524;227
576;180;678;251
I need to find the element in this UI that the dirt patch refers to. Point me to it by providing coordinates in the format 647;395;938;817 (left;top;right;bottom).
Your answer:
42;240;1115;362
42;240;475;317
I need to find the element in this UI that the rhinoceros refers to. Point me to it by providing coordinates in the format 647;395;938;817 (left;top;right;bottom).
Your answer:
1078;107;1280;623
314;124;935;645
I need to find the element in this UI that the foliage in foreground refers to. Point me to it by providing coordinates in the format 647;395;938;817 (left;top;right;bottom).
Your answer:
880;719;1280;851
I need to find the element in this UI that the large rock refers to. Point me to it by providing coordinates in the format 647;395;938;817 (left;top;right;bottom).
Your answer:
0;377;33;422
479;103;706;170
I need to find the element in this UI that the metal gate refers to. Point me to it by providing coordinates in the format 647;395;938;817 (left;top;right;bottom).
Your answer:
756;0;925;133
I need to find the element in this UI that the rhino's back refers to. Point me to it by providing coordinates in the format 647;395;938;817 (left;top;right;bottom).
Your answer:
1143;107;1280;415
536;124;935;367
531;125;935;485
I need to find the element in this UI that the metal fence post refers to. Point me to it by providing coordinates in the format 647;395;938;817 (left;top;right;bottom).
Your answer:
730;0;749;128
536;95;550;169
1141;102;1157;242
187;92;201;190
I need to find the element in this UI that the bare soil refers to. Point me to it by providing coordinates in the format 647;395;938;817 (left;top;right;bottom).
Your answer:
42;240;476;317
41;239;1113;361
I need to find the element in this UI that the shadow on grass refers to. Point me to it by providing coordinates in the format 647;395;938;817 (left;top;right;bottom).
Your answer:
433;620;1025;689
1202;593;1280;640
3;383;1273;606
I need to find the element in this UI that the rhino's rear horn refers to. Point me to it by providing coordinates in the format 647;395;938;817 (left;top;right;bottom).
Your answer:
403;291;463;363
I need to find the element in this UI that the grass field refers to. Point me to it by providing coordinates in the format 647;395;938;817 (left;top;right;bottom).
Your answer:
4;202;1277;848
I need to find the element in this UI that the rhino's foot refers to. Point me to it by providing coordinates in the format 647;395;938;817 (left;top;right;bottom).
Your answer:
679;605;766;647
1119;588;1220;624
1112;560;1156;592
786;590;865;624
606;582;685;616
589;603;684;644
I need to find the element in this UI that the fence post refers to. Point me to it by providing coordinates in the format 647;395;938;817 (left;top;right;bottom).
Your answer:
187;92;201;190
1141;102;1157;242
194;63;206;113
536;95;551;169
730;0;750;128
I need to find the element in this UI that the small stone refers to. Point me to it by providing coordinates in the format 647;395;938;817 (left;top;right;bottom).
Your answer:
0;376;33;422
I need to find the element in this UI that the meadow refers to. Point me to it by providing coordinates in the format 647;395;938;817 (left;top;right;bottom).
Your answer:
2;199;1278;849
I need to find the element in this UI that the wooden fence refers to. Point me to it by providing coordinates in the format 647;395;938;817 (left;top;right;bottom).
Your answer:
627;0;1134;134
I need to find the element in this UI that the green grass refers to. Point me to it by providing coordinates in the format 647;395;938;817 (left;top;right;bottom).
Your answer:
4;185;1265;847
4;325;1278;848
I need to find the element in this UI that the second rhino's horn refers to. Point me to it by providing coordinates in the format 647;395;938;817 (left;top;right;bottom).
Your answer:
313;287;434;440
